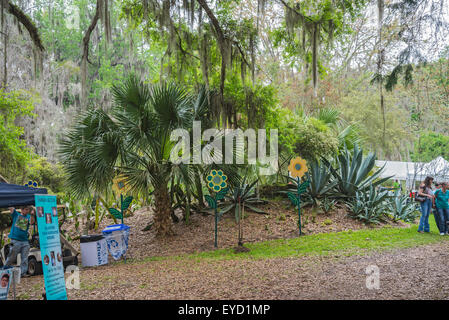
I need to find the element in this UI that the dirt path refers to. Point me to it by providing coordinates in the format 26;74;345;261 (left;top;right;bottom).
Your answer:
12;241;449;300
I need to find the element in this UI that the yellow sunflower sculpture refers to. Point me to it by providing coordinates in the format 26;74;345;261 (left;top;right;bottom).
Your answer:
112;175;130;195
288;157;308;178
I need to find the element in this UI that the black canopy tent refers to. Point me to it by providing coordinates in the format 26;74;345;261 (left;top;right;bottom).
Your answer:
0;182;47;208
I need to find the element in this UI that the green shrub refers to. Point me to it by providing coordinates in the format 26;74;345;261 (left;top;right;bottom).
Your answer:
26;157;66;193
294;118;339;161
319;197;337;214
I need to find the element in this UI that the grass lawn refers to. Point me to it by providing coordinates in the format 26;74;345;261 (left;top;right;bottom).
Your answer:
137;217;448;264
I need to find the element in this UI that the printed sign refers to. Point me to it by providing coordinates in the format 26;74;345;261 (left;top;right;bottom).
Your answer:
35;195;67;300
0;269;12;300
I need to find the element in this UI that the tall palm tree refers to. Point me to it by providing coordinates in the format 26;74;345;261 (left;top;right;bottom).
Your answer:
59;76;211;236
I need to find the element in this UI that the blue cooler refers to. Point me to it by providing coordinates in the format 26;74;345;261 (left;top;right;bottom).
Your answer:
102;224;130;260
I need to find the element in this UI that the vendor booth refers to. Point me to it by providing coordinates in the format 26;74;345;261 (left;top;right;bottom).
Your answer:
376;156;449;191
0;182;48;208
0;182;78;300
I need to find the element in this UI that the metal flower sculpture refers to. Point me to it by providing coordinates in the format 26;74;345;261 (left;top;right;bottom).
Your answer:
288;157;308;178
287;157;309;236
206;170;228;192
204;170;229;247
109;176;133;225
24;180;38;188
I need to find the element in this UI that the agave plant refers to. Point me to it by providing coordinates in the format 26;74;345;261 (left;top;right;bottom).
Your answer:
305;159;337;206
347;186;390;224
330;145;391;198
389;190;419;222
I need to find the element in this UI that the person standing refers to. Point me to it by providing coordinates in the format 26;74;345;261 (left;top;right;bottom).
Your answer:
417;176;434;233
433;183;443;234
4;206;35;277
393;179;401;192
435;182;449;235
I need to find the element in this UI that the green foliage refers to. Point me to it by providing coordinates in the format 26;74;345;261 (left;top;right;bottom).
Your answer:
319;197;336;214
265;107;338;160
293;117;339;161
0;89;37;183
411;131;449;162
264;105;298;155
225;78;279;129
338;87;411;159
26;157;66;193
0;213;12;232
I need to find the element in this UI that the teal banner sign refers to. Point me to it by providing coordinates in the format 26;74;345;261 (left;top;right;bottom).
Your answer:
34;195;67;300
0;269;12;300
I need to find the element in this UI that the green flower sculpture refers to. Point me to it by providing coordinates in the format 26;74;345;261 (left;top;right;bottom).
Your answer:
206;170;228;192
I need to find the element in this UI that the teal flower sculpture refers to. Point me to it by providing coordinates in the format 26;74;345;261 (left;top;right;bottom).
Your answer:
205;170;229;247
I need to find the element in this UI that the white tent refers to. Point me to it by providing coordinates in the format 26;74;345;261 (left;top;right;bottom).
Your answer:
375;160;418;181
413;156;449;183
375;156;449;190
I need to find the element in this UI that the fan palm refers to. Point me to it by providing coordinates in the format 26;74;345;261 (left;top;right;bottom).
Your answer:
59;76;211;236
317;108;362;152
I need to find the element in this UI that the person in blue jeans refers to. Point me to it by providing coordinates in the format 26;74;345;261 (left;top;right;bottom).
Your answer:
433;182;444;234
4;206;35;277
417;176;434;233
435;182;449;235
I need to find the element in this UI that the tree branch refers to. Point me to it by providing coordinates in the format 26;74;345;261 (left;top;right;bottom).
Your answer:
7;1;44;52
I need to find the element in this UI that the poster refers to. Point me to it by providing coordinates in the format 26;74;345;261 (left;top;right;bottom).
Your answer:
0;269;12;300
35;195;67;300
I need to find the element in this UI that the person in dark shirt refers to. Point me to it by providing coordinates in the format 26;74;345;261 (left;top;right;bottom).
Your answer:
4;206;35;277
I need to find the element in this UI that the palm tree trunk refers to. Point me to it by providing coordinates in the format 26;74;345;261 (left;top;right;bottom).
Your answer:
153;185;174;237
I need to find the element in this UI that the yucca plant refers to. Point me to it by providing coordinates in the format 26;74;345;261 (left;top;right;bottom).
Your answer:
347;186;390;224
218;176;267;221
330;145;391;198
389;190;419;222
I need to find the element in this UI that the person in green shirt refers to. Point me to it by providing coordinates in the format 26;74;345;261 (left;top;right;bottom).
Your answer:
393;180;400;190
4;206;35;277
435;182;449;235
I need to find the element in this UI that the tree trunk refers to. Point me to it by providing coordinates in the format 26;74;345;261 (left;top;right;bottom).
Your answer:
377;0;386;150
1;0;7;89
196;0;226;113
81;0;101;108
153;185;174;237
312;22;318;98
